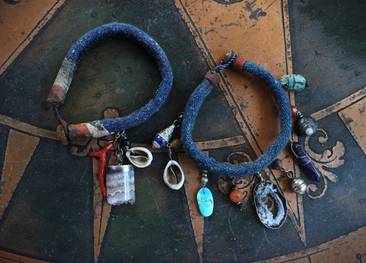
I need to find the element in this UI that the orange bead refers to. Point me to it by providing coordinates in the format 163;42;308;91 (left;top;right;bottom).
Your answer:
230;189;243;203
290;105;299;126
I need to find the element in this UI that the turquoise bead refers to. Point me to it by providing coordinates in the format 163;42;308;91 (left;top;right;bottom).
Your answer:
197;188;214;217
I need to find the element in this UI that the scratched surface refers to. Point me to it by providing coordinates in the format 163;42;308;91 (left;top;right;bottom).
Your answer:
0;0;366;262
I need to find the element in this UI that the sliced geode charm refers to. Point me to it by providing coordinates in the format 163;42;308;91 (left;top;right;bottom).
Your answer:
197;188;214;217
253;182;288;229
291;141;321;182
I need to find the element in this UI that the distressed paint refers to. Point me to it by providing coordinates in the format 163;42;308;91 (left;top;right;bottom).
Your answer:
0;130;40;221
339;97;366;155
254;226;366;263
311;87;366;121
0;114;58;140
0;0;67;75
0;0;363;262
0;250;49;263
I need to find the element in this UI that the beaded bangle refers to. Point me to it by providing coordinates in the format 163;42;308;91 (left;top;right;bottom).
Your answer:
47;23;173;145
181;51;292;177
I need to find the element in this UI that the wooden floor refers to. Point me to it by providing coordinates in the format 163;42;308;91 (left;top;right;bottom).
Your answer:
0;0;365;262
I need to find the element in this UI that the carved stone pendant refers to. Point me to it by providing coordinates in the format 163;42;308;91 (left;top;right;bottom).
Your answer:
197;187;214;217
163;160;185;190
125;147;153;168
106;164;135;206
279;74;307;92
253;182;288;229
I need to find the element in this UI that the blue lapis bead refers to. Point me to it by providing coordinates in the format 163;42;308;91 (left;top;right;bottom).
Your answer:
197;188;214;217
152;124;175;149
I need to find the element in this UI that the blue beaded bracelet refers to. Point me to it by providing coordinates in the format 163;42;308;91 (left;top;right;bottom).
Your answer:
48;23;173;144
181;51;292;177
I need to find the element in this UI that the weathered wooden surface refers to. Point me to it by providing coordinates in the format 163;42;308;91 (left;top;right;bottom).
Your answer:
0;0;365;262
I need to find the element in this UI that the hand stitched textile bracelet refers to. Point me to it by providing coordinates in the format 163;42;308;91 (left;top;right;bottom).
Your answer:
181;51;292;177
47;23;173;145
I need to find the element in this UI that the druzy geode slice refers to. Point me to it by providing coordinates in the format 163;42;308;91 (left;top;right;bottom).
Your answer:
253;182;288;229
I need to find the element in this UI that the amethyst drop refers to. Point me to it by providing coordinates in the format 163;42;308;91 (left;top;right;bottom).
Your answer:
291;141;321;182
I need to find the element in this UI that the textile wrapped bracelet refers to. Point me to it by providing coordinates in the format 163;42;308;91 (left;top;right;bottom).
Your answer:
47;23;173;145
181;51;292;177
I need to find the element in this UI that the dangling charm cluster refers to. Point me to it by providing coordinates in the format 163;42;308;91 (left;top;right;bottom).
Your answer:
88;131;153;206
197;170;214;217
152;113;185;190
271;159;307;194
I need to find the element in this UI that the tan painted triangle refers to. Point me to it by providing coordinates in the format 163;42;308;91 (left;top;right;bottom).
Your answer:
0;0;67;75
174;0;305;246
179;152;207;263
0;130;40;221
0;250;49;263
255;226;366;263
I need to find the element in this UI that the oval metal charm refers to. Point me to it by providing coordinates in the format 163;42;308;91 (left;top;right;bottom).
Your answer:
163;160;185;190
253;182;288;229
126;147;153;168
197;188;214;217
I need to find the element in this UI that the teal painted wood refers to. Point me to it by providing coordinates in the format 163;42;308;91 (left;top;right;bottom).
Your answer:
197;188;214;217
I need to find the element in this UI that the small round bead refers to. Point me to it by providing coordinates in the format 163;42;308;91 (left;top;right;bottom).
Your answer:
170;139;182;149
201;177;208;183
291;178;307;194
271;159;283;170
290;105;299;126
122;139;131;149
230;189;244;203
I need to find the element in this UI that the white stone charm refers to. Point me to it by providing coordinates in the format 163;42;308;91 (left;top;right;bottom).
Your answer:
163;160;185;190
105;164;135;206
126;147;153;168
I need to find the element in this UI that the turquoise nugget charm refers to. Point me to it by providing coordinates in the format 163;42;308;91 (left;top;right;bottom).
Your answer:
197;170;214;217
279;74;307;92
197;188;214;217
